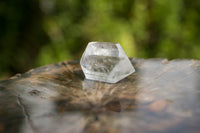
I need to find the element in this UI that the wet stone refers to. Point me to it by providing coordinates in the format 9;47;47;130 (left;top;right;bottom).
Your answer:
149;100;167;113
29;90;41;96
0;58;200;133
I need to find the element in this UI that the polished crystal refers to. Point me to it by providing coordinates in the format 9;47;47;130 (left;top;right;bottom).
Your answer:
80;42;135;83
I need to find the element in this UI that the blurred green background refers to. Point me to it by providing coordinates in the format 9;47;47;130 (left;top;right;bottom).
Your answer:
0;0;200;79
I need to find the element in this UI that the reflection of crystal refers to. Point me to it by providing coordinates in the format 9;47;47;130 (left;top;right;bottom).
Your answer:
80;42;135;83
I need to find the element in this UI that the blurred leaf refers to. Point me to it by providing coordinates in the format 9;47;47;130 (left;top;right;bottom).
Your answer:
0;0;200;79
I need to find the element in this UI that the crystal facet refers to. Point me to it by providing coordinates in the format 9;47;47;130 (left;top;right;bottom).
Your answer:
80;42;135;83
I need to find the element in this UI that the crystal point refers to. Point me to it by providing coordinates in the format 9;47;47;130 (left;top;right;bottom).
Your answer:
80;42;135;83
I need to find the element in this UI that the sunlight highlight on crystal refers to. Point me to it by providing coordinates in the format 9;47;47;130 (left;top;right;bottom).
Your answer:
80;42;135;83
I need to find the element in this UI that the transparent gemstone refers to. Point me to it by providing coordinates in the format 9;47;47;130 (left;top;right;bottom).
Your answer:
80;42;135;83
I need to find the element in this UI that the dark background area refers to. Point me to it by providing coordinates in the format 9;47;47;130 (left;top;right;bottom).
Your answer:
0;0;200;79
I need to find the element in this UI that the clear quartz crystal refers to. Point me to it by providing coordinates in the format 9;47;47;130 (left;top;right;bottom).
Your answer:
80;42;135;83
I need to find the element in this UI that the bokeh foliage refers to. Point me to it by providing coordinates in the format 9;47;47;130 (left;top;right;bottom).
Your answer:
0;0;200;79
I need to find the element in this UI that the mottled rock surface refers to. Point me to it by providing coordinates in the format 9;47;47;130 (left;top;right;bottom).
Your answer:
0;58;200;133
